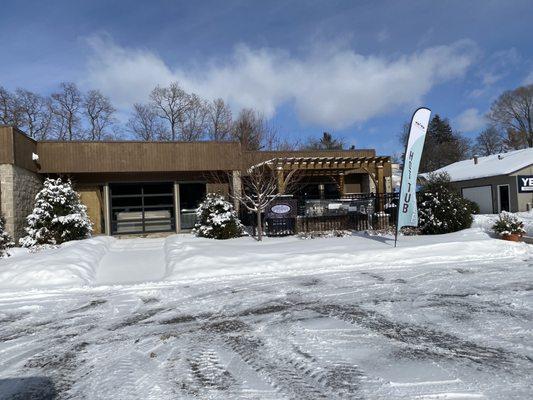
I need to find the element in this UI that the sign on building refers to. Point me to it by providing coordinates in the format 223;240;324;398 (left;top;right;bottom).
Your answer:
517;175;533;193
266;199;297;219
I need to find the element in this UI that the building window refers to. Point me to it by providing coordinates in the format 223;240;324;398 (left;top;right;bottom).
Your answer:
179;183;207;230
109;182;175;234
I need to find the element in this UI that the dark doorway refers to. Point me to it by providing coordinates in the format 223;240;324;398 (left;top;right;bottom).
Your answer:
498;185;510;212
109;182;175;234
179;183;207;230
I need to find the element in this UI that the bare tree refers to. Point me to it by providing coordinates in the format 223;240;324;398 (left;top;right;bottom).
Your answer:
0;86;23;127
15;89;53;139
83;90;116;141
488;84;533;148
127;103;168;141
227;165;301;241
502;128;528;150
473;126;504;156
179;94;208;141
207;98;233;141
150;82;189;141
51;82;82;140
232;108;276;150
272;137;301;151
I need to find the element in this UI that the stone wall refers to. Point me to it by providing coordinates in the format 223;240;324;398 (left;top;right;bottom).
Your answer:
0;164;42;241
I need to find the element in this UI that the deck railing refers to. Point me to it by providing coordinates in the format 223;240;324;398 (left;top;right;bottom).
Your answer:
240;193;399;236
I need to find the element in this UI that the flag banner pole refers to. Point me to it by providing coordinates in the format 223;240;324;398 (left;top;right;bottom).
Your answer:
395;107;431;247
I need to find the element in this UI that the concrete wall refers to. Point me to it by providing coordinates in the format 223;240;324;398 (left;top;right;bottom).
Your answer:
0;164;42;241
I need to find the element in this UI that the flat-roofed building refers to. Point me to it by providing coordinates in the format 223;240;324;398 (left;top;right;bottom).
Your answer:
0;126;393;239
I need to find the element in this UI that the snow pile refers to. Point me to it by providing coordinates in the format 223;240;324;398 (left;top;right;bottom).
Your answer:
0;237;113;290
473;211;533;236
164;229;531;282
1;218;531;292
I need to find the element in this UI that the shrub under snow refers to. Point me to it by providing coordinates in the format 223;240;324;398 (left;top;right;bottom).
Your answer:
0;214;14;257
417;172;478;235
19;177;92;247
492;212;526;237
193;193;244;239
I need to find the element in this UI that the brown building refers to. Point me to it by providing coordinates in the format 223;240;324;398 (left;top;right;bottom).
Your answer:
0;126;392;239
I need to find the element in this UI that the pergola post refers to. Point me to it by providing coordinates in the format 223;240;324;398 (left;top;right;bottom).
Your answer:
376;164;384;194
276;167;285;194
338;173;345;196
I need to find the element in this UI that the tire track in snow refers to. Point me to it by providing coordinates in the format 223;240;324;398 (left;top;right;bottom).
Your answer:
225;333;331;400
313;302;530;369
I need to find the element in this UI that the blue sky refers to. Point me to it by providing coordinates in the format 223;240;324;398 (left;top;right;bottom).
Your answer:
1;0;532;155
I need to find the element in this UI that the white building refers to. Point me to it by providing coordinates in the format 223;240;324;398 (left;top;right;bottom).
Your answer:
429;148;533;214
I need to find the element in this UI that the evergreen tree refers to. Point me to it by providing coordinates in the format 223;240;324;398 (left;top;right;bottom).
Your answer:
19;178;92;247
429;115;455;144
417;172;478;234
193;193;244;239
306;132;344;150
0;214;14;257
401;115;471;172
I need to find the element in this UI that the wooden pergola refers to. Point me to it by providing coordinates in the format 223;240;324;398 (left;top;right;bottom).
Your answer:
251;156;390;195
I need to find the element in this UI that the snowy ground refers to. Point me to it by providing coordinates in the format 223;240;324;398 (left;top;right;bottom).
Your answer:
0;218;532;399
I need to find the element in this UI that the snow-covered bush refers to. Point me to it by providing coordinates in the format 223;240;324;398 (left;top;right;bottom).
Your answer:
0;214;14;257
492;212;526;237
193;193;244;239
417;172;477;235
19;177;92;247
298;230;351;239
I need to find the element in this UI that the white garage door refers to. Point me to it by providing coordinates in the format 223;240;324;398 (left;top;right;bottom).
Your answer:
462;186;493;214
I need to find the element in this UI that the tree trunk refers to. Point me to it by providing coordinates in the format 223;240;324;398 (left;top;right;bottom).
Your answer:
256;209;263;241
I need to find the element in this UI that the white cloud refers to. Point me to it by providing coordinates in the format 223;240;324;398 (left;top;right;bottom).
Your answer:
524;70;533;85
455;108;486;132
84;35;477;129
377;28;390;42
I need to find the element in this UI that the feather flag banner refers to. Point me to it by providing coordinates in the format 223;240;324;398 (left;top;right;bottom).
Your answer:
395;107;431;246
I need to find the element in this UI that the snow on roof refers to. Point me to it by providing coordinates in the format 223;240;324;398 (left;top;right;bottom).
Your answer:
428;148;533;181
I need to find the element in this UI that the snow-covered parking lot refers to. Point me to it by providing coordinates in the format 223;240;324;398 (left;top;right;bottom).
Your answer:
0;219;532;399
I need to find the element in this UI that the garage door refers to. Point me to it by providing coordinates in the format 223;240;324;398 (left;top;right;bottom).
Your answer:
461;186;493;214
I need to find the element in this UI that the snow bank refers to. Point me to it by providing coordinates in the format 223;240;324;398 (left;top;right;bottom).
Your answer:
164;229;530;282
473;211;533;236
2;215;532;291
0;237;113;290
